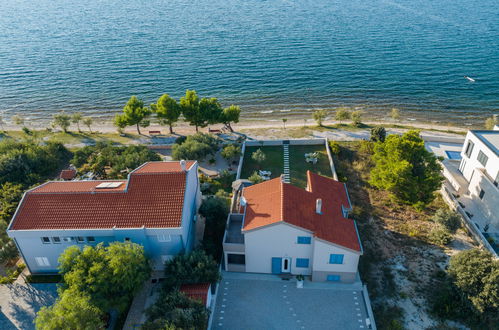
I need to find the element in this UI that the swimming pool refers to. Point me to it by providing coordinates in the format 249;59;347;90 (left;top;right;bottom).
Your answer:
445;151;462;160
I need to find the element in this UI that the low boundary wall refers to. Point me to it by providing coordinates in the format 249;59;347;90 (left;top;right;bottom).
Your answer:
236;138;338;181
362;284;377;330
440;185;497;257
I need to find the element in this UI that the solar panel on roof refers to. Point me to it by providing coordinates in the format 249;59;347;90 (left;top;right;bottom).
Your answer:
96;182;123;189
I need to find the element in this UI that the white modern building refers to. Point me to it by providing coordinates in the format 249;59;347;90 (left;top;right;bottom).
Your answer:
223;171;362;283
457;130;499;220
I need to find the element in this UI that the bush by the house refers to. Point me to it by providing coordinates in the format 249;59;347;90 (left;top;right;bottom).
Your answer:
72;142;161;179
248;171;263;184
199;196;229;259
172;133;220;161
430;249;498;327
432;208;461;233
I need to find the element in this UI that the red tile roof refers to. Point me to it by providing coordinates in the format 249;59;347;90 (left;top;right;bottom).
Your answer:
10;161;197;230
242;171;361;252
180;283;210;305
59;169;76;180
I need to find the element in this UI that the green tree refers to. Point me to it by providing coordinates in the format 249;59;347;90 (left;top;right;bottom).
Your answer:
35;289;105;330
282;118;287;129
58;242;151;312
484;116;497;130
432;208;461;233
199;195;230;259
171;133;220;161
82;117;93;133
151;94;181;134
119;96;151;135
71;142;161;179
351;110;362;126
251;149;266;169
390;108;400;122
220;105;241;132
52;111;71;133
312;110;327;127
72;112;83;132
180;90;203;132
163;250;220;287
369;130;443;207
370;126;386;143
248;171;263;184
448;249;499;316
335;109;350;123
199;97;223;126
144;290;208;330
114;113;128;135
221;144;241;161
0;182;23;223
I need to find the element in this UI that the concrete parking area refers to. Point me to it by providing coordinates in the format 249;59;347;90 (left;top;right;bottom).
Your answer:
0;283;58;330
211;272;371;330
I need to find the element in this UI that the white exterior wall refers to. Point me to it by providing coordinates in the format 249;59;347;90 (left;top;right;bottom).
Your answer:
243;223;314;275
179;163;201;252
460;132;498;183
311;239;360;274
459;132;499;220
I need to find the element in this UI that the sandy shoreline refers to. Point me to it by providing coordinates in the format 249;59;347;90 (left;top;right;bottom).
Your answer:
3;117;470;136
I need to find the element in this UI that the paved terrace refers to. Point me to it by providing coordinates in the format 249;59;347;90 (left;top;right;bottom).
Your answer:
211;272;371;330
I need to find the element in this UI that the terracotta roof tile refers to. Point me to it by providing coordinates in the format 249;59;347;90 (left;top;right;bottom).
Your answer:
10;161;196;230
59;169;76;180
242;171;361;252
180;283;210;305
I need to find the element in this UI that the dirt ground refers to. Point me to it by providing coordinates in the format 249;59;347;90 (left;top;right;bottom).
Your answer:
333;142;475;330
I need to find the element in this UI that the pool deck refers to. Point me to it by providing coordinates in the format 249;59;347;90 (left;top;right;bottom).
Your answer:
425;141;463;159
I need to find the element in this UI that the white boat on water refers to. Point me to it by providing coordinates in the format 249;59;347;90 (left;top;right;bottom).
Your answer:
464;75;476;82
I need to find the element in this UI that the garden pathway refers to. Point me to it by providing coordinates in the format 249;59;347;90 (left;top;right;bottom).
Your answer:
283;144;290;183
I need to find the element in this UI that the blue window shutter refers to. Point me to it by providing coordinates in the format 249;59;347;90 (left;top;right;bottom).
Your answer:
327;275;341;281
297;236;311;244
272;258;282;274
296;258;309;268
329;254;344;264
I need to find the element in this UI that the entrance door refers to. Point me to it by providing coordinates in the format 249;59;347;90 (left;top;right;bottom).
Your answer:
272;258;282;274
282;257;291;273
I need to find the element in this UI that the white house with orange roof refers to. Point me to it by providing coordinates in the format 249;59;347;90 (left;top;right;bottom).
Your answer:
7;160;201;274
223;171;363;283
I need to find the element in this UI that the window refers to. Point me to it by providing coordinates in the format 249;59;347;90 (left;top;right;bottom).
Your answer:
227;254;246;265
297;236;311;244
87;236;95;242
464;141;474;158
76;237;85;243
494;172;499;187
157;234;171;242
477;151;488;167
52;237;61;244
479;189;485;199
327;274;341;282
296;258;309;268
35;257;50;267
62;237;73;242
329;254;344;264
124;237;130;242
41;237;50;244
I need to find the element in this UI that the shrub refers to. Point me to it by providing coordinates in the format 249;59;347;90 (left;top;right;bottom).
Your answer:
370;126;386;142
221;144;241;161
429;226;452;245
164;250;220;287
248;171;263;184
328;141;340;155
172;133;220;161
359;140;374;154
432;208;461;233
175;136;187;145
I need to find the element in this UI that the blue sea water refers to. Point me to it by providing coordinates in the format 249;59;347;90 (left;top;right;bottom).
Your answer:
0;0;497;124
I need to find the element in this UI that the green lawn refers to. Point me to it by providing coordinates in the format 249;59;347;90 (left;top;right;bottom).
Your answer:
289;145;332;188
240;146;284;180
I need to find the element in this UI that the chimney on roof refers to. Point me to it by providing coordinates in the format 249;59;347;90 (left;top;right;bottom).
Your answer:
280;174;285;183
180;160;187;172
316;198;322;214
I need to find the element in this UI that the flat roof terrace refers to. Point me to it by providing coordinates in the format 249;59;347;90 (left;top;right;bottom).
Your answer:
472;130;499;156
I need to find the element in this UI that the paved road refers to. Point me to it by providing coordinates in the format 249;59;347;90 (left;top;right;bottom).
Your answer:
0;283;58;330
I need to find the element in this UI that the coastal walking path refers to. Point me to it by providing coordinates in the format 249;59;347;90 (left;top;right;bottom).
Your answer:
283;144;290;183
